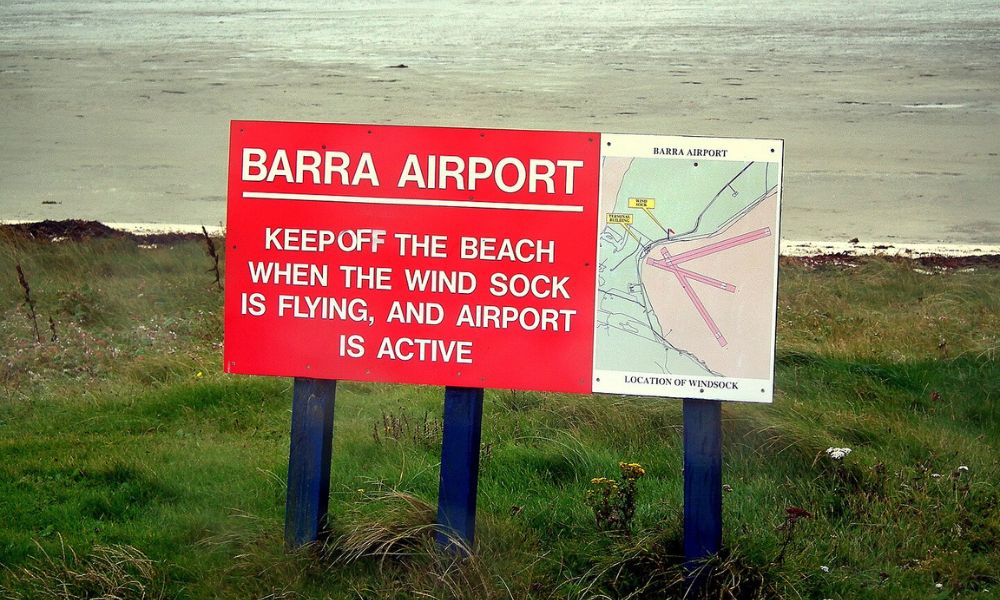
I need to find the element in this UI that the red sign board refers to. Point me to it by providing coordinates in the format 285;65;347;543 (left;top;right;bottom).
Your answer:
224;121;600;393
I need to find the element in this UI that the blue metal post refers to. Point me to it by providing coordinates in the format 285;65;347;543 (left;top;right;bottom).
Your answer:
435;386;484;553
683;398;723;569
285;377;336;549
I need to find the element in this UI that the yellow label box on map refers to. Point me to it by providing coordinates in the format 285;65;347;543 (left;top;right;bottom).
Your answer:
607;213;634;225
628;197;656;209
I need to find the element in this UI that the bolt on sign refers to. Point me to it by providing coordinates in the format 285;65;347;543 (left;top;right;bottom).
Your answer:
225;121;783;402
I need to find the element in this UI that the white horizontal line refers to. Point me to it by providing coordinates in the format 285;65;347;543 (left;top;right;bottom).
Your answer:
242;191;584;213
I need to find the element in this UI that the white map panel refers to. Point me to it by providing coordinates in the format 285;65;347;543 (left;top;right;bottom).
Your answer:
592;134;783;402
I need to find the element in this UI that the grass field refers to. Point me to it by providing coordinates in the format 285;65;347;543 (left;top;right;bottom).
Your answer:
0;233;997;599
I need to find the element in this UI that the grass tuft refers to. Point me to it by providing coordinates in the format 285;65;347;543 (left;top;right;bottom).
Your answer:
1;535;164;599
570;528;778;600
321;488;503;599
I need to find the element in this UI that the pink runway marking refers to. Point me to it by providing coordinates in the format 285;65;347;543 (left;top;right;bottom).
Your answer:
657;248;728;347
652;227;771;267
645;226;772;347
645;258;736;293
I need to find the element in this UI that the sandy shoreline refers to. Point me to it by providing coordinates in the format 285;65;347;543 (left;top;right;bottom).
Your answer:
778;239;1000;258
4;218;999;259
1;2;998;245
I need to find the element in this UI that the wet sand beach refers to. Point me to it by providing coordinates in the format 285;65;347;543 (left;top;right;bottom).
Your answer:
1;1;998;244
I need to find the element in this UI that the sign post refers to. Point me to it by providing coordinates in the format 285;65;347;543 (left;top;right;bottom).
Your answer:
682;398;723;578
284;377;336;548
435;386;485;553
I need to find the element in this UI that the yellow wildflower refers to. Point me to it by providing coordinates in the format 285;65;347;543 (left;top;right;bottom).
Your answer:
619;462;646;478
590;477;615;486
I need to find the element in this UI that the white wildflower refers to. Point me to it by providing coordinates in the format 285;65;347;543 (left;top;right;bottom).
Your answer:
820;565;830;573
958;465;969;472
935;583;943;589
825;447;852;460
931;473;941;478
